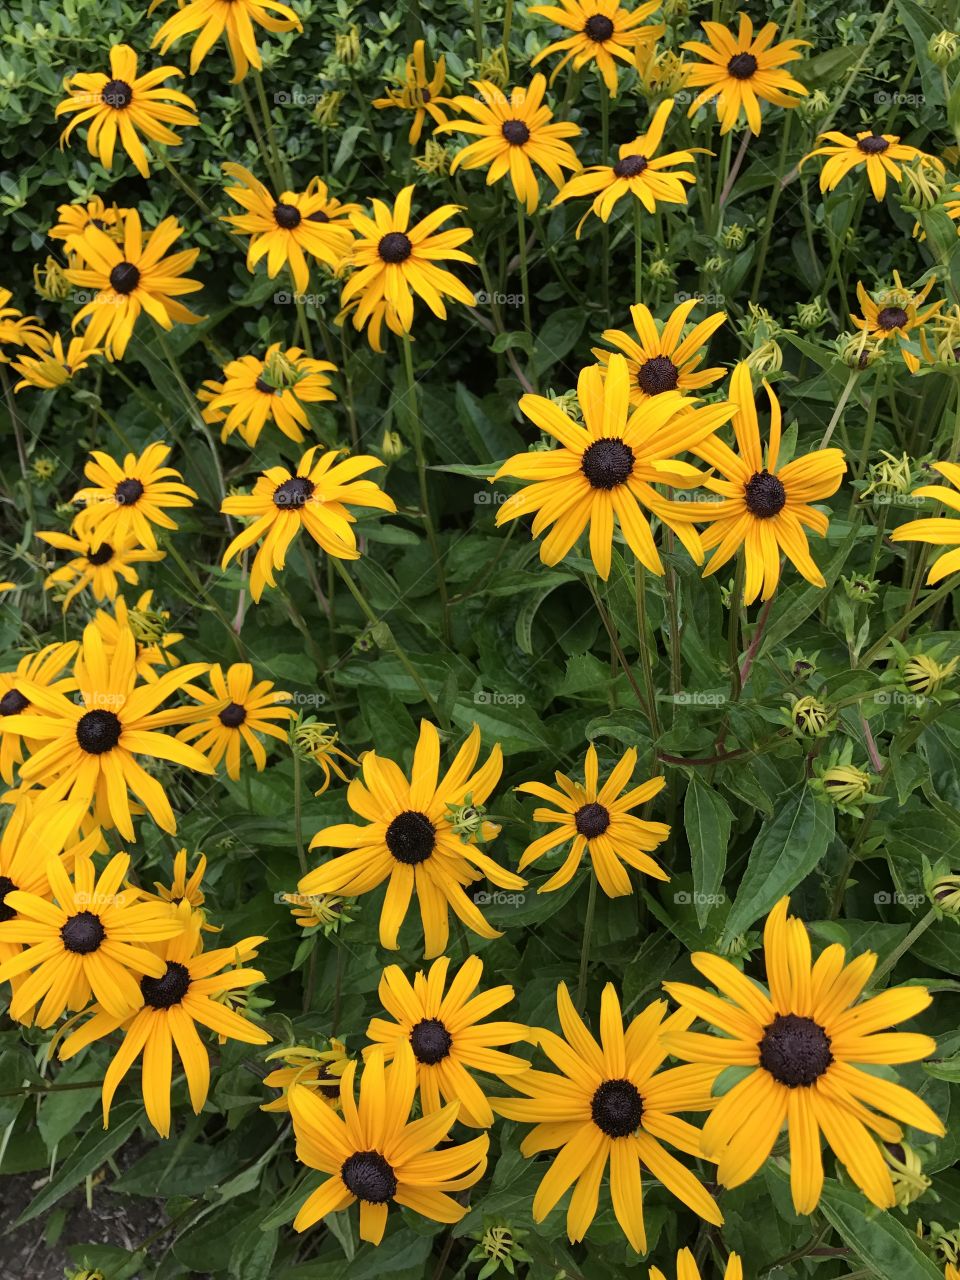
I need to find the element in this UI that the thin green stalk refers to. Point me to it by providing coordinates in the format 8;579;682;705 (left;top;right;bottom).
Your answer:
253;68;290;188
472;0;483;62
516;203;536;389
163;537;246;658
575;875;598;1014
292;746;307;876
712;131;732;237
750;112;793;302
587;575;650;716
401;336;451;642
502;0;514;63
633;559;662;737
818;368;858;449
600;84;611;314
158;153;216;218
236;78;283;192
868;908;938;988
633;198;643;302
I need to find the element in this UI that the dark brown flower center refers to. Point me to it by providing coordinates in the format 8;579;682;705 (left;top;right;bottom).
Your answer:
378;231;412;263
273;476;315;508
101;78;133;109
0;688;29;717
76;708;122;754
591;1078;643;1137
273;202;302;229
385;810;436;864
759;1013;832;1086
637;354;679;395
574;801;610;838
87;542;114;566
501;119;531;146
584;13;615;41
0;875;18;924
581;438;635;489
613;154;648;179
255;377;276;394
109;261;140;294
727;52;758;79
744;469;786;518
219;701;247;728
61;910;106;954
341;1151;397;1203
857;134;889;155
141;960;191;1009
410;1017;453;1064
877;306;908;330
115;478;144;506
308;209;331;222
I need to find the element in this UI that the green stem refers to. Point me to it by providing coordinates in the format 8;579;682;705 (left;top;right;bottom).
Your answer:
750;112;793;303
472;0;483;62
158;153;216;219
868;908;938;988
502;0;514;63
633;198;643;302
253;68;289;188
516;203;536;389
292;746;307;877
858;573;960;667
819;368;858;449
236;78;283;191
575;875;598;1014
633;559;661;738
163;537;245;659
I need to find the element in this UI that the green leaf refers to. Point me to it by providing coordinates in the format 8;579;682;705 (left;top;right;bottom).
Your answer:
721;784;835;945
683;776;733;927
817;1176;945;1280
530;307;587;378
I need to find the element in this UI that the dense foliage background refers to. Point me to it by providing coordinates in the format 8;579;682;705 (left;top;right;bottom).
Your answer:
3;0;960;1277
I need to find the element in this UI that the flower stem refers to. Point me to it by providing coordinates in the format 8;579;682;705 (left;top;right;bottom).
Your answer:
633;559;662;738
576;874;598;1014
868;907;937;989
750;112;793;303
633;199;644;302
818;368;858;449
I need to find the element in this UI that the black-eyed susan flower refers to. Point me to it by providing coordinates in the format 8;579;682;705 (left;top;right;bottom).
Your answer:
49;196;131;245
89;590;183;682
517;743;669;895
372;39;452;144
438;76;581;213
339;186;476;351
38;530;163;610
0;852;185;1027
149;848;218;935
663;896;945;1213
529;0;664;96
59;911;270;1137
851;272;943;374
220;446;396;603
65;212;203;358
493;352;736;580
553;98;697;234
493;983;721;1252
262;1039;349;1113
299;720;525;957
891;461;960;584
681;13;808;135
289;1043;488;1243
302;177;362;229
802;128;943;202
0;642;77;783
55;44;198;178
200;343;337;447
11;332;102;392
292;719;358;794
221;164;354;295
651;1249;743;1280
594;299;727;406
174;662;293;779
683;361;846;603
152;0;302;82
0;622;212;840
364;955;530;1126
282;890;353;933
0;287;46;361
72;442;197;552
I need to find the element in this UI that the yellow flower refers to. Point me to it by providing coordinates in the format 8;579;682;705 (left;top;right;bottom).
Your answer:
0;287;46;362
529;0;664;96
802;128;943;202
65;212;203;359
55;44;197;178
594;298;727;405
200;343;337;446
152;848;212;916
175;662;293;779
517;742;669;894
38;530;163;610
48;196;130;245
221;164;355;294
651;1249;743;1280
364;955;530;1126
339;185;476;352
72;441;197;552
663;896;944;1212
299;720;524;957
681;13;808;135
262;1040;349;1112
0;852;186;1027
891;461;960;584
493;353;735;579
553;98;697;234
11;331;102;391
220;446;396;602
0;621;212;840
292;720;358;794
59;911;270;1137
0;642;78;783
288;1044;488;1243
372;39;452;144
683;361;847;603
493;983;722;1252
152;0;302;82
89;590;184;682
438;75;581;213
851;271;943;373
